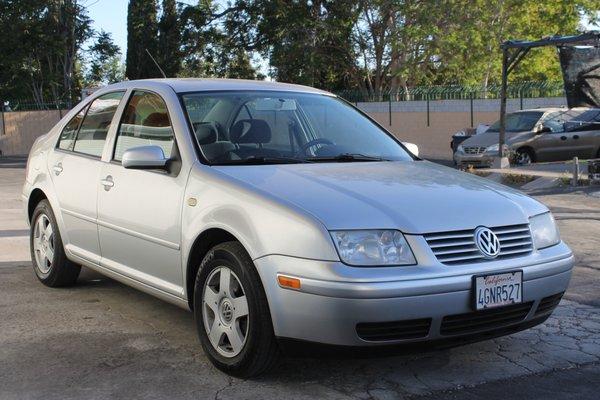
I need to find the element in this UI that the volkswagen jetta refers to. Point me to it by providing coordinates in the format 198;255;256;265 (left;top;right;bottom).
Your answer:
23;79;573;377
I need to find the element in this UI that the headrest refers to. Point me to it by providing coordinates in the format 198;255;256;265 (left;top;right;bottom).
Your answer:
193;123;218;145
143;112;170;127
230;119;271;144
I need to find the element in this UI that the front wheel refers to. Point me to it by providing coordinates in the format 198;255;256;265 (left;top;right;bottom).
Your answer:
514;148;534;166
193;241;279;377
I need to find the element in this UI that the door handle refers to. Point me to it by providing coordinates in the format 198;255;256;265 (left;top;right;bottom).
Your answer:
100;175;114;191
52;162;63;175
573;135;580;139
560;136;567;140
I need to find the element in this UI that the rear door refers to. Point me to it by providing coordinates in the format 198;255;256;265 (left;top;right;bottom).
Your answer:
96;90;187;296
48;92;125;264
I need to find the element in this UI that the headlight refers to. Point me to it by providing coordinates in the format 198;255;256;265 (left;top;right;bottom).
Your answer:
529;212;560;250
456;145;465;153
485;144;499;153
330;230;416;266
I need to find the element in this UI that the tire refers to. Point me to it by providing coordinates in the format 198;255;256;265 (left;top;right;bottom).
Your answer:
514;148;534;166
30;199;81;287
193;241;279;378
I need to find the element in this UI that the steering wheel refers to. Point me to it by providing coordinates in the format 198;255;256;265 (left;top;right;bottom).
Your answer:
296;138;335;156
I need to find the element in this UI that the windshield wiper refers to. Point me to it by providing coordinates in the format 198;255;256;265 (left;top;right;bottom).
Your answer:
215;156;311;165
305;153;390;162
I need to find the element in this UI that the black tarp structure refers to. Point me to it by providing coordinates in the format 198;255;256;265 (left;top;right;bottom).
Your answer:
559;45;600;108
497;31;600;160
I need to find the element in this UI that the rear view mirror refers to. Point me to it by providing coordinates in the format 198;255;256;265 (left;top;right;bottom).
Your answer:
122;145;168;170
402;142;419;157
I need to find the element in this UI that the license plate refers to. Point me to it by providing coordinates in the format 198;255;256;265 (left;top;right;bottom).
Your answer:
474;271;523;310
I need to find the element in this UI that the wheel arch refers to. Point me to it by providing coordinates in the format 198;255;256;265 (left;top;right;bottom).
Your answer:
27;188;48;222
185;227;242;310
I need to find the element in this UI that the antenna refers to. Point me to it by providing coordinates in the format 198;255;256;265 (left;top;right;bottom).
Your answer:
145;49;167;78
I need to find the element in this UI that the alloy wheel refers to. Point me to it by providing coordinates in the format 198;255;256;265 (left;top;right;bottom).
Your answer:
202;266;249;358
32;213;55;274
516;151;532;165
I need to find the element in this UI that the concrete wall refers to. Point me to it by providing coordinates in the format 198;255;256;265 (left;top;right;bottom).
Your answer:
357;97;567;160
0;96;567;158
0;110;67;156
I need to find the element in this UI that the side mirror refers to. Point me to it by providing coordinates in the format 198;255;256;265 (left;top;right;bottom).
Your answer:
122;145;168;170
402;142;419;157
536;125;552;134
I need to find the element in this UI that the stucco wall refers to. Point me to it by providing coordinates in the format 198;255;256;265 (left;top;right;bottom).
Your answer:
0;110;67;156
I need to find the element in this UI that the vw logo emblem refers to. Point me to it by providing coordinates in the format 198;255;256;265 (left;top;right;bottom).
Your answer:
474;227;501;258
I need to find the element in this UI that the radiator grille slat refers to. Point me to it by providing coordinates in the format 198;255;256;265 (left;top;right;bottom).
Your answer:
463;146;487;155
424;224;533;265
356;318;432;341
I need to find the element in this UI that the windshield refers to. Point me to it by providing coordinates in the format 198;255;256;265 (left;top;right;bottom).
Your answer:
487;111;544;132
180;91;413;164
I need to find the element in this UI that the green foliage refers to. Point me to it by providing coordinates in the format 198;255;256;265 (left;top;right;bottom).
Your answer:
126;0;160;79
0;0;92;106
85;30;124;86
157;0;182;77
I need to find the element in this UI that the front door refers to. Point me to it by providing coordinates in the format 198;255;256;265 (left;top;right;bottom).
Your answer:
48;92;125;264
97;90;187;296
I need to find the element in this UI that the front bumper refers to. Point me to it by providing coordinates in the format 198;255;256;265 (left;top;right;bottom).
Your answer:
454;152;495;168
254;242;573;346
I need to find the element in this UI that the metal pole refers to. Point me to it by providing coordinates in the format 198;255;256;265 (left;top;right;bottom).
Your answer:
426;94;430;127
388;93;392;126
519;88;524;110
499;48;509;159
470;92;474;127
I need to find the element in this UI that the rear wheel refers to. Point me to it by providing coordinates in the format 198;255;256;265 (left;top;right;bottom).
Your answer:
514;148;534;166
30;200;80;287
194;241;279;377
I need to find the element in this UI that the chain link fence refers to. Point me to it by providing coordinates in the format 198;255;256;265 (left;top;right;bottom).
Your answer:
334;81;565;103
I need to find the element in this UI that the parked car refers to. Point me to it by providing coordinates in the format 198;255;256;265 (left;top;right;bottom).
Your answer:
454;107;600;167
24;79;573;377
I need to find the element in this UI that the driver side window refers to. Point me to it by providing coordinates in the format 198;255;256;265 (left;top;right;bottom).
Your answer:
542;118;565;133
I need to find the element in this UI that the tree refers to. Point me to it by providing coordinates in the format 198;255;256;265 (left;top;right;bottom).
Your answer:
86;30;124;85
126;0;160;79
157;0;182;77
0;0;92;106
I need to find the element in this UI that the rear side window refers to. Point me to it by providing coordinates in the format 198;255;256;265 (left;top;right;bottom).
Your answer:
114;91;174;161
72;91;125;157
57;106;87;151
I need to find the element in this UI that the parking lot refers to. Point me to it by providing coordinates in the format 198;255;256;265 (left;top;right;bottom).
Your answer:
1;161;599;400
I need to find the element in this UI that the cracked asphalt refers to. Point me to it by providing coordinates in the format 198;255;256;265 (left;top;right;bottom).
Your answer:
1;164;599;400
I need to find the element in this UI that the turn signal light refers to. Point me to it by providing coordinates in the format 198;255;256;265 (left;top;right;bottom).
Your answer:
277;275;301;290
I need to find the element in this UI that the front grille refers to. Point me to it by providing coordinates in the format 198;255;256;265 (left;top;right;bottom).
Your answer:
440;302;533;336
356;318;432;341
463;146;486;155
534;292;564;317
424;223;533;265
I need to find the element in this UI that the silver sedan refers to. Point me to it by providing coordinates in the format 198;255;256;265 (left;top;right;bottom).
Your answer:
23;79;573;377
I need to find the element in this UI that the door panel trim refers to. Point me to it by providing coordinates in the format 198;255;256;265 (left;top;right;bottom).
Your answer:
96;218;181;250
62;208;97;224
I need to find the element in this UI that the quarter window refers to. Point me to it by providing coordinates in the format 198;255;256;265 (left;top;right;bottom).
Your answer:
114;91;174;161
72;92;125;157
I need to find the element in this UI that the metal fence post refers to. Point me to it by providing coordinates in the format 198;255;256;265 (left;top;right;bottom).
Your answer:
520;89;524;110
1;110;5;136
388;93;392;126
426;94;430;127
470;92;474;127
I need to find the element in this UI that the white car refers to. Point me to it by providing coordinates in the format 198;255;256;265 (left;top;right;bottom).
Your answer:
23;79;573;377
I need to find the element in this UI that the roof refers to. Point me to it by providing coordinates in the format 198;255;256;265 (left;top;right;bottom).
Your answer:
101;78;333;95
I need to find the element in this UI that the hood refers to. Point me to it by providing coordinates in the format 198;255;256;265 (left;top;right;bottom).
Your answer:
461;130;532;147
214;161;547;233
